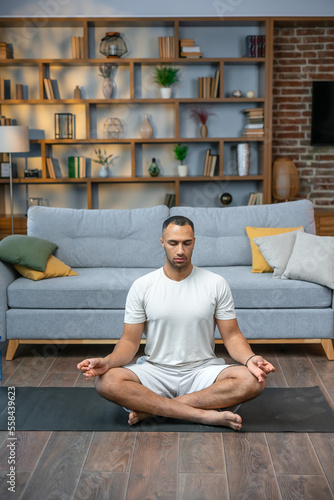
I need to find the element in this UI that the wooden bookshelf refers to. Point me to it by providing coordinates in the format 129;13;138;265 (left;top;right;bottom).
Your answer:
0;16;273;221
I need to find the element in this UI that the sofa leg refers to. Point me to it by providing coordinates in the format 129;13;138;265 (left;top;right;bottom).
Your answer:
321;339;334;360
6;340;20;360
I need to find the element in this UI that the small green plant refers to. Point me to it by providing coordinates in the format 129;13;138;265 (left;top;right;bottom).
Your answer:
93;148;113;166
154;66;180;88
173;143;188;165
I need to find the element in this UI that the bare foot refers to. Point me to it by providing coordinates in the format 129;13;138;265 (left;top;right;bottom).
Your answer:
201;410;242;431
128;410;153;425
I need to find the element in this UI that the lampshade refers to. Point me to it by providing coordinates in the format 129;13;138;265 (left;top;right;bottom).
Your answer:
0;126;30;153
272;158;300;201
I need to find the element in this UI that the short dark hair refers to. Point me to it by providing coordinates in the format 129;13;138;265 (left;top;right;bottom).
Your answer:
162;215;194;235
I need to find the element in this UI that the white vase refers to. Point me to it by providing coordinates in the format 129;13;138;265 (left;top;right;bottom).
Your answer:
160;87;172;99
139;113;153;138
178;165;188;177
102;78;113;99
99;165;108;178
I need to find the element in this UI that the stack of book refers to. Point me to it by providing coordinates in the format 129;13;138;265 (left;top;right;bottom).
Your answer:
248;192;263;205
46;158;57;179
203;149;219;177
198;70;220;98
0;116;12;125
71;37;84;59
0;42;11;59
43;78;55;100
245;35;266;58
242;108;264;138
158;37;176;58
68;156;86;178
164;193;176;208
179;39;202;58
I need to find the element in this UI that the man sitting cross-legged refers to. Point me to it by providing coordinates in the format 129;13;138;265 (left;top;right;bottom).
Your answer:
77;215;275;431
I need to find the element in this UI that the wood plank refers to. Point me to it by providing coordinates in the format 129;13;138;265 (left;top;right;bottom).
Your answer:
318;373;334;407
0;431;51;472
84;432;136;472
309;434;334;494
21;432;93;500
126;432;178;500
224;433;282;500
74;471;128;500
0;471;31;500
40;372;80;387
179;433;225;474
266;434;323;476
5;353;56;386
277;475;333;500
178;473;229;500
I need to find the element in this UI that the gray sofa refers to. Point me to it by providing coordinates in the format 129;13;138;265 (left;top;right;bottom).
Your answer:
1;200;333;360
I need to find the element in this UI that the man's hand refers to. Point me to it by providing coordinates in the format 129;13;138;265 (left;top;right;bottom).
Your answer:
246;355;275;383
77;358;110;380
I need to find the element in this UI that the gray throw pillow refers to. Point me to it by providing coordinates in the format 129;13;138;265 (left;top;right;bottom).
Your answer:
282;232;334;289
253;229;304;278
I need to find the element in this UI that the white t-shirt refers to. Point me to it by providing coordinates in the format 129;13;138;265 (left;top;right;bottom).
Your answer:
124;266;236;367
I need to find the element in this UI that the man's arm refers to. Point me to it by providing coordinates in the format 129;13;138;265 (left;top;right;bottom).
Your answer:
216;318;275;382
77;322;145;379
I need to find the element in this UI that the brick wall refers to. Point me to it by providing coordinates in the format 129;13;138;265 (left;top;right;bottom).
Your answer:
272;25;334;208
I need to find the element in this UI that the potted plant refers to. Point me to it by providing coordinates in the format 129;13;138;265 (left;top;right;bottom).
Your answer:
190;107;216;138
173;143;189;177
99;63;117;99
93;148;114;177
154;65;180;99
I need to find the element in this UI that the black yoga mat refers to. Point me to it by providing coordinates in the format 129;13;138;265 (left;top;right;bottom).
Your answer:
0;386;334;433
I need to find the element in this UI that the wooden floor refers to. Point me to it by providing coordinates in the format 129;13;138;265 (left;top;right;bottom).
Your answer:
0;341;333;500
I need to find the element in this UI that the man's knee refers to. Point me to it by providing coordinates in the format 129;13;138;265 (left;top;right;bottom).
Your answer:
95;369;124;399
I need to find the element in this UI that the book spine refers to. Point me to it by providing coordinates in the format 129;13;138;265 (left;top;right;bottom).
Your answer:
68;156;76;178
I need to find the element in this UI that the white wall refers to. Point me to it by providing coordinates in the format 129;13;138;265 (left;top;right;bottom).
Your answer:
1;0;334;18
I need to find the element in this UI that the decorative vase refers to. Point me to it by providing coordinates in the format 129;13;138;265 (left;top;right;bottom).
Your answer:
99;165;108;178
148;158;160;177
74;85;81;99
200;124;208;138
177;164;188;177
237;143;250;176
160;87;172;99
102;78;113;99
139;113;153;139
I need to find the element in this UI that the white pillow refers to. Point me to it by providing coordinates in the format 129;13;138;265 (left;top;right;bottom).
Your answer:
253;229;304;278
282;232;334;289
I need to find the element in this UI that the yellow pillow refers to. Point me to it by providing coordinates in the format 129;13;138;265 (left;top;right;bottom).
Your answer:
246;226;303;273
14;255;78;281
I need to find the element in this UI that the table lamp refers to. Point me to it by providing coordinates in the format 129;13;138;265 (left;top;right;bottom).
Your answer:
0;126;30;234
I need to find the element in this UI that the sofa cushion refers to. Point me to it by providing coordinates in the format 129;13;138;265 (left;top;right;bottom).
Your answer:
0;235;57;271
8;266;331;310
14;255;78;281
170;200;315;266
27;205;169;268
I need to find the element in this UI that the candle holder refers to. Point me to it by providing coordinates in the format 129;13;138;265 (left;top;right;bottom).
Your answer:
55;113;73;139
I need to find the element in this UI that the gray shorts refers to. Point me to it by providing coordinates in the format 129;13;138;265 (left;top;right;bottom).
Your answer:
123;356;233;399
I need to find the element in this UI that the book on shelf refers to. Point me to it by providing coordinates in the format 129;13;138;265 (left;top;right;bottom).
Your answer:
68;156;86;178
245;35;266;58
0;42;11;59
179;39;194;47
209;155;218;177
180;51;202;58
158;36;175;59
0;116;12;126
46;157;57;179
242;107;264;137
198;70;220;98
43;78;55;100
0;78;10;99
248;192;263;205
203;148;211;176
181;46;201;53
179;38;201;58
71;36;84;59
164;193;176;208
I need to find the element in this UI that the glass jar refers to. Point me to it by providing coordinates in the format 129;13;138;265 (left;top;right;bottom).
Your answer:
100;32;127;58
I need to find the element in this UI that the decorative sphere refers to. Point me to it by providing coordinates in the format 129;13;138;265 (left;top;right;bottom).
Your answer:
220;193;233;206
246;90;255;98
104;118;124;139
232;90;242;98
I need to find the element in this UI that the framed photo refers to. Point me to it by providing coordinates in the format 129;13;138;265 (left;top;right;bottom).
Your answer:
0;162;10;178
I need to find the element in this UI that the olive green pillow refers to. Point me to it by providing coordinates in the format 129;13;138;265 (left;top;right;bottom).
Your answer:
0;235;58;271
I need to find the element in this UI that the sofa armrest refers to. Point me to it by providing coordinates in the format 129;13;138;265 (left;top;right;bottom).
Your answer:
0;261;18;342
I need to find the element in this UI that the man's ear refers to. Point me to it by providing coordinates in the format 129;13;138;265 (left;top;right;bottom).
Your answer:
160;237;164;248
